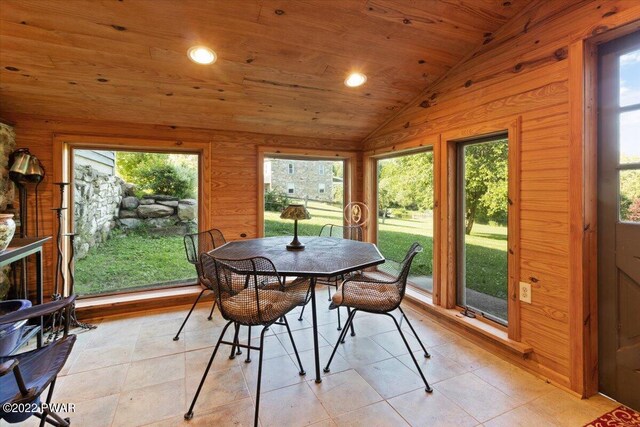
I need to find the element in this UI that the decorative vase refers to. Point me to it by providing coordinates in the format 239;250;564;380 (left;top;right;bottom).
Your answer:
0;213;16;252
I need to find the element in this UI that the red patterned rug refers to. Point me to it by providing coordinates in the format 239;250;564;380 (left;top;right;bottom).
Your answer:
584;406;640;427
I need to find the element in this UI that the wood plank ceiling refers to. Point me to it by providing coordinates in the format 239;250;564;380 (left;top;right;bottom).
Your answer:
0;0;532;141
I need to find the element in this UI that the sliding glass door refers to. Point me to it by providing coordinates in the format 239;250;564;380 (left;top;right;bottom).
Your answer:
456;136;509;324
376;150;434;294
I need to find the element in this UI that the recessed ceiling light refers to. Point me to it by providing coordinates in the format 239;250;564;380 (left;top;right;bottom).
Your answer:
344;72;367;88
188;46;217;64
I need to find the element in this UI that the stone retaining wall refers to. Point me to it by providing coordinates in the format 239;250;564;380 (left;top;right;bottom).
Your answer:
73;165;198;260
117;194;197;236
74;165;125;259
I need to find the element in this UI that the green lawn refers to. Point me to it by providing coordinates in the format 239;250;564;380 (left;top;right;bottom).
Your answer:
265;200;507;299
74;233;196;296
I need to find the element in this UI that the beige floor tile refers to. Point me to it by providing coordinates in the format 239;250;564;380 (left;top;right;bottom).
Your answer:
473;359;554;405
309;420;338;427
369;329;422;356
290;344;352;378
400;315;459;347
336;336;394;368
276;328;331;354
396;348;469;385
308;369;382;417
483;404;560;427
356;358;424;399
259;382;330;427
84;320;142;349
68;343;134;374
388;387;478;427
132;334;186;361
185;346;240;375
183;325;224;352
347;314;397;338
124;352;185;391
436;373;517;422
55;363;128;403
332;401;409;427
148;398;255;427
241;353;306;395
61;394;120;427
137;317;187;340
185;366;250;414
248;333;289;360
431;340;502;371
113;378;186;427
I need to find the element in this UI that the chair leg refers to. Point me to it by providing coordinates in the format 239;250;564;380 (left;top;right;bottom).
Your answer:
254;326;269;427
185;321;234;420
324;309;357;373
245;326;252;363
173;289;206;341
283;316;306;375
207;299;217;321
327;285;331;301
343;307;356;342
229;322;242;359
39;385;52;427
298;287;311;321
386;313;433;393
398;307;430;358
337;306;342;331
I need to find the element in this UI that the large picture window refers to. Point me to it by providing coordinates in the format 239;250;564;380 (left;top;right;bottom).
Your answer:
263;157;345;237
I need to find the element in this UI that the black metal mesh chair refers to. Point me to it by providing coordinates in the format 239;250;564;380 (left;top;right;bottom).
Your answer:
298;223;364;331
173;229;226;341
185;254;310;426
323;243;433;393
0;296;77;426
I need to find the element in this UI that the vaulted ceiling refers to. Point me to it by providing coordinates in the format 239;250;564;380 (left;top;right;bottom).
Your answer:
0;0;532;141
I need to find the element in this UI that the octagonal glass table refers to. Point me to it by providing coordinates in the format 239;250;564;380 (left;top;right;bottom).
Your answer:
210;235;385;382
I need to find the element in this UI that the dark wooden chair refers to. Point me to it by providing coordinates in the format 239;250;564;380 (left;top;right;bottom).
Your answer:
0;296;77;426
185;254;310;426
323;243;433;393
173;228;226;341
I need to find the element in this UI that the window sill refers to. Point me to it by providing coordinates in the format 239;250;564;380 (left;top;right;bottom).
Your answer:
404;288;533;357
76;285;212;320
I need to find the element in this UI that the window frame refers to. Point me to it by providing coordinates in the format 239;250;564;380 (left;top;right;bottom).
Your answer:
53;134;212;299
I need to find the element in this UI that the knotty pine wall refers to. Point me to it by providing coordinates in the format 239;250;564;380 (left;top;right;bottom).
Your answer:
363;0;640;396
1;114;360;306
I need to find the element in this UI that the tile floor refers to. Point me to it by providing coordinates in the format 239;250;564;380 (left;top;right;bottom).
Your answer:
11;290;619;427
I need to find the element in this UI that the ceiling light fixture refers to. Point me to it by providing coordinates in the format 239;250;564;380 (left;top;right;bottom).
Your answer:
344;72;367;88
188;46;217;64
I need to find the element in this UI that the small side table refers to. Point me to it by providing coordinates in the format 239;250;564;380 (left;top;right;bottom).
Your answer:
1;237;52;348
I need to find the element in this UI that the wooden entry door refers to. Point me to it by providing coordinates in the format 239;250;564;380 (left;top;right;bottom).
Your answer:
598;31;640;410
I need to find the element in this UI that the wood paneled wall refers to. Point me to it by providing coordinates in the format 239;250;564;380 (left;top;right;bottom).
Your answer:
0;113;360;303
362;0;640;396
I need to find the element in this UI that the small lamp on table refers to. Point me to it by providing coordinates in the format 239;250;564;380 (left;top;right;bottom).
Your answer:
280;204;311;250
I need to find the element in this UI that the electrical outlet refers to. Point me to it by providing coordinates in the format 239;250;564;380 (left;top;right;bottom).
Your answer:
519;281;532;303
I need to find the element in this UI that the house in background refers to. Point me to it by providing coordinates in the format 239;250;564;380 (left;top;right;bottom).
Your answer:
73;149;116;175
264;159;334;202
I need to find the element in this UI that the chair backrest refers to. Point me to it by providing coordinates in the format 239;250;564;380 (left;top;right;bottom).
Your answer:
393;242;423;297
184;229;226;284
199;253;287;325
319;223;363;241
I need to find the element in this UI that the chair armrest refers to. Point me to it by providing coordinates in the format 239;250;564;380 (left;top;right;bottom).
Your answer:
0;295;76;326
0;359;18;377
